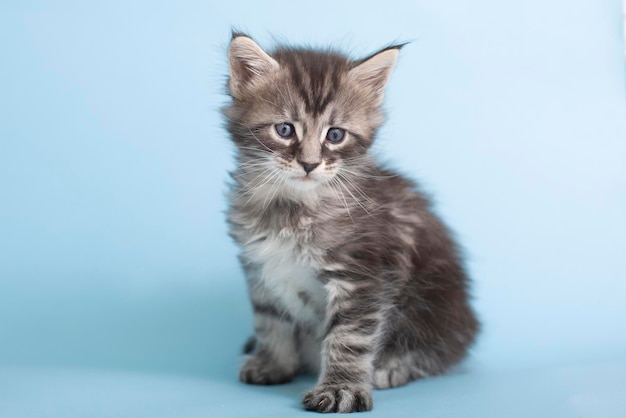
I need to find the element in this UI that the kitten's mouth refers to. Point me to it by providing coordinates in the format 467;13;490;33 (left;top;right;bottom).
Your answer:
288;174;320;189
289;172;316;182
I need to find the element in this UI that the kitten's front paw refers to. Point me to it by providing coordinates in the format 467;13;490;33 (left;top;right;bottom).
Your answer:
303;384;373;413
239;355;295;385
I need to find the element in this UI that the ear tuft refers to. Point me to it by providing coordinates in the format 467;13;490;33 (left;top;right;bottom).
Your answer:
349;45;401;105
230;28;249;40
228;35;279;99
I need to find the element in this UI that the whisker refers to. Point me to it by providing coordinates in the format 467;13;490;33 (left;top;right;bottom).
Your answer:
335;175;372;217
243;170;282;206
339;166;397;180
262;170;285;210
236;168;274;189
331;177;353;223
264;172;286;210
244;126;275;153
240;168;280;202
337;172;378;208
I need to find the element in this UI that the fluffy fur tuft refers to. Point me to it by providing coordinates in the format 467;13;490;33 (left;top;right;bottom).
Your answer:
223;34;479;413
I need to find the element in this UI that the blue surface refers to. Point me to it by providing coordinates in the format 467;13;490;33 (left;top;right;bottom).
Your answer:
1;361;626;418
1;1;625;417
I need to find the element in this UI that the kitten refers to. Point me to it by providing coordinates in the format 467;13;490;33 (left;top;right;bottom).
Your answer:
223;33;479;413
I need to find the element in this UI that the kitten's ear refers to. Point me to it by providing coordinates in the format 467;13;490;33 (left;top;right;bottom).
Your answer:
228;35;279;99
349;45;402;105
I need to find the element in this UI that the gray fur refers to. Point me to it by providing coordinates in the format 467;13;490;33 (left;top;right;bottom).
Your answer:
223;33;479;413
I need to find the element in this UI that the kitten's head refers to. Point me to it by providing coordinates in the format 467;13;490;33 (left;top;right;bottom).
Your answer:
224;33;401;201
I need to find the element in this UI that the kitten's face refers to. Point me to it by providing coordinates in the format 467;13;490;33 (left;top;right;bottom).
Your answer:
224;35;399;198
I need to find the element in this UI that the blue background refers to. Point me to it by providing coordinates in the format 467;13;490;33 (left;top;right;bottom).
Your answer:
1;1;625;417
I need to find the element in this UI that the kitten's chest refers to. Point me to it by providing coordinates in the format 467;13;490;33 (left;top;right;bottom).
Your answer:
240;215;327;322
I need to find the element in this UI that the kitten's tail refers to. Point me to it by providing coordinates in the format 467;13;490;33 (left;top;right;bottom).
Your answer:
242;335;256;355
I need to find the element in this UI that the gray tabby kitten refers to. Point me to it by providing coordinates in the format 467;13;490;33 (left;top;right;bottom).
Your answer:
224;33;479;413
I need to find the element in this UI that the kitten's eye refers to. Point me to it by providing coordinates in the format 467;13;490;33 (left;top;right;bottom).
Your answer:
326;128;345;144
275;123;295;138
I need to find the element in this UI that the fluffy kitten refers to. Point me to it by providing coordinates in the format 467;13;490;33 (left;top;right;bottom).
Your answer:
223;33;479;413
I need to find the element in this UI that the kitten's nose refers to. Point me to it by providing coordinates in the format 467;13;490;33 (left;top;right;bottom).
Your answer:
298;161;320;174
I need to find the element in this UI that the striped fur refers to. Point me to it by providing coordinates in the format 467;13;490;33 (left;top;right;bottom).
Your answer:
224;33;479;413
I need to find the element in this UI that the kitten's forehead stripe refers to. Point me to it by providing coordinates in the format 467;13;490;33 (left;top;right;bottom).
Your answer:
329;109;338;126
276;49;346;117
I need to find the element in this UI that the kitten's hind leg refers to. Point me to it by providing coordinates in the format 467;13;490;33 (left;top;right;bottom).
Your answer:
240;304;300;385
373;352;430;389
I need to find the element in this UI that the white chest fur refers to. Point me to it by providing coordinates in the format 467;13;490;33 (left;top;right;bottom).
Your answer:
242;221;327;323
